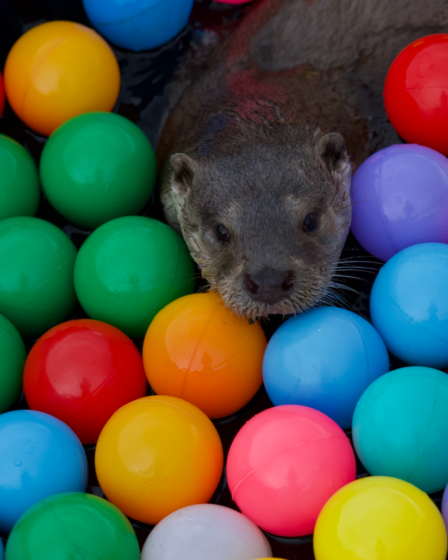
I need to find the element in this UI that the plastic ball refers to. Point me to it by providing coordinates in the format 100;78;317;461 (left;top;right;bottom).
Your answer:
442;483;448;533
82;0;194;52
0;71;4;117
40;112;157;230
0;314;26;414
23;319;147;444
74;216;195;337
95;395;223;525
227;405;356;537
0;540;3;560
384;34;448;155
351;144;448;262
352;366;448;494
4;21;120;137
314;476;447;560
0;217;77;337
143;292;267;419
5;492;140;560
0;410;87;534
263;307;389;429
370;242;448;368
0;135;40;220
140;504;272;560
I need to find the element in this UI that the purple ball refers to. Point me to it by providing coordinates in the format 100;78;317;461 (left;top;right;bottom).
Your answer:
442;483;448;532
350;144;448;262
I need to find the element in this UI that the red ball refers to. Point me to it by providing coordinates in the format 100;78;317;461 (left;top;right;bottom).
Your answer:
384;34;448;155
23;319;147;444
0;71;4;117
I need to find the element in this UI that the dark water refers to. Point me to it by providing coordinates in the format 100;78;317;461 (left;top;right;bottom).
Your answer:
0;1;444;558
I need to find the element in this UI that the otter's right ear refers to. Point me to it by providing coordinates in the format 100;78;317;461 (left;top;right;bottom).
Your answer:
170;153;197;195
316;133;351;185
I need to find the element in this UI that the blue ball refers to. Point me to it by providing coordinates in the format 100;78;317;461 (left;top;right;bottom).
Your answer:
352;366;448;494
370;242;448;368
0;410;88;533
262;307;389;429
0;538;3;560
82;0;195;51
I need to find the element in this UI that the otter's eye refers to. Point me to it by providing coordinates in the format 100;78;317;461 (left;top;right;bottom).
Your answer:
302;213;317;233
215;224;231;244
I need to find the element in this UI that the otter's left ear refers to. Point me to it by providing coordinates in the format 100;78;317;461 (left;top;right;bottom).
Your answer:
316;133;351;184
170;153;197;196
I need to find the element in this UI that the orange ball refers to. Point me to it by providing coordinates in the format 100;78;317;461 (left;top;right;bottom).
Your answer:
142;293;267;418
95;395;223;525
4;21;120;136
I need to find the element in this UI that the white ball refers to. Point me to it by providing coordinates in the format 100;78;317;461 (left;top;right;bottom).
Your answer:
141;504;272;560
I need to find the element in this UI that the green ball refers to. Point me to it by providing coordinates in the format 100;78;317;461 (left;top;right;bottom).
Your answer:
0;134;40;220
74;216;195;337
0;314;26;413
5;492;140;560
40;112;157;230
0;217;77;337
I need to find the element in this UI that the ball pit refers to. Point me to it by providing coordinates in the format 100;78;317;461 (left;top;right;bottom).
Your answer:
23;319;147;444
140;504;272;560
5;492;140;560
227;405;356;537
370;242;448;368
0;135;40;220
4;21;120;136
95;395;223;525
384;34;448;155
0;410;87;534
40;112;157;230
353;366;448;494
0;217;77;337
350;144;448;262
82;0;195;51
143;292;267;418
314;476;447;560
74;216;195;337
262;307;389;429
0;314;26;414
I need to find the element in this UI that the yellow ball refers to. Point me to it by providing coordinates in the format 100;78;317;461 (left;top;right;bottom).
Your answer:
314;476;447;560
4;21;120;136
95;395;223;525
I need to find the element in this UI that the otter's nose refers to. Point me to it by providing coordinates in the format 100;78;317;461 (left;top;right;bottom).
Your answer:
245;267;295;304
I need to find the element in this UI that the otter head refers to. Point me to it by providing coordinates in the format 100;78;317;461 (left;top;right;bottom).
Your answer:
169;131;352;318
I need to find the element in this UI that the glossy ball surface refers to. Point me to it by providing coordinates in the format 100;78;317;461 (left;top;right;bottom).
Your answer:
4;21;120;136
263;307;389;429
74;216;195;337
0;217;77;337
143;292;267;418
0;410;87;534
23;319;147;444
82;0;194;51
353;367;448;494
227;405;356;537
0;135;40;220
351;144;448;261
95;395;223;525
384;34;448;155
314;476;447;560
40;112;157;230
370;242;448;367
0;314;26;414
5;492;140;560
141;504;272;560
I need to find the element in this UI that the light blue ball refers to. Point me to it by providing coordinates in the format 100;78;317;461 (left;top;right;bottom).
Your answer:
0;410;88;533
82;0;195;51
262;307;390;429
370;242;448;368
352;366;448;494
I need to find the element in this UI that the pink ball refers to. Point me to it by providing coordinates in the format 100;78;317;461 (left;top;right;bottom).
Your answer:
227;405;356;537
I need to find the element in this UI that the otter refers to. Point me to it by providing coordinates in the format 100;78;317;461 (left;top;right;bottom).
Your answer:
157;0;448;319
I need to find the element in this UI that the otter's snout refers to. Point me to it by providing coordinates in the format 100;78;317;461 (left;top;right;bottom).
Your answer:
244;267;295;305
